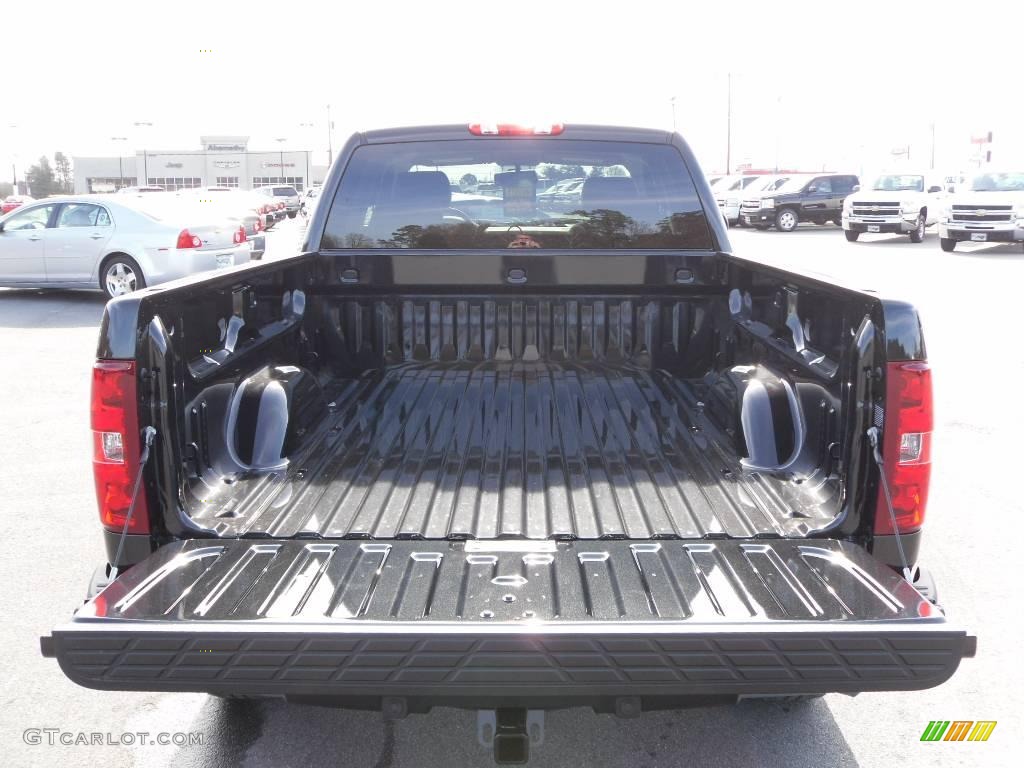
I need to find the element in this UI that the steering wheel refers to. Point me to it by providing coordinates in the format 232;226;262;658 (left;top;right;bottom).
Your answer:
444;207;475;224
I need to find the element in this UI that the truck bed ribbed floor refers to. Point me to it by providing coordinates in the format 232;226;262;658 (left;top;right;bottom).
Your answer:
190;362;835;539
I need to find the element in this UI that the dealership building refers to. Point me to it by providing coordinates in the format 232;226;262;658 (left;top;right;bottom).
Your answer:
72;136;329;194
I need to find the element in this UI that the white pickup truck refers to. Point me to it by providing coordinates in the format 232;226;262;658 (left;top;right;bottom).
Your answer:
842;173;945;243
937;171;1024;252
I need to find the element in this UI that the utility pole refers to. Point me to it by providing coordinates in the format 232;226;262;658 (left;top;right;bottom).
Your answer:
670;96;677;132
725;73;732;174
326;104;334;167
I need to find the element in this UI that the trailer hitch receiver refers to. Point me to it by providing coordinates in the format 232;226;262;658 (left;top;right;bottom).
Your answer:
478;708;544;764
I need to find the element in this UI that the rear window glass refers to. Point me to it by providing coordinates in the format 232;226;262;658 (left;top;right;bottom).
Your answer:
274;187;299;196
321;139;713;249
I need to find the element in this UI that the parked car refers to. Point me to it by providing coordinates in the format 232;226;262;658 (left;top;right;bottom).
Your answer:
842;173;946;243
732;175;794;221
937;170;1024;252
706;174;726;188
714;174;762;226
2;194;34;214
0;194;252;298
741;173;859;231
537;177;584;211
256;184;302;218
179;187;268;258
43;123;973;766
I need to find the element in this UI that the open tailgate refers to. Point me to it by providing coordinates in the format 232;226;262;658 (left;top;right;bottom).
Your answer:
44;538;974;699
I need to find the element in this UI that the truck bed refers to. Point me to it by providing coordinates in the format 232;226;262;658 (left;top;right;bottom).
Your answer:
189;361;834;540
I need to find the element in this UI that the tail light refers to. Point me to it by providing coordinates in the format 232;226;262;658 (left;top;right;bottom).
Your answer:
176;229;202;249
91;360;149;535
277;202;285;210
233;224;247;244
255;216;264;232
469;122;565;136
875;361;932;535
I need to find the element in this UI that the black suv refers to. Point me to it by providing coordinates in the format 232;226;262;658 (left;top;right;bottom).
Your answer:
741;173;859;231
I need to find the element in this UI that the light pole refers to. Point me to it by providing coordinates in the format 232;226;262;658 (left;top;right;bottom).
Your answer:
134;121;153;183
670;96;677;132
929;121;936;170
725;73;733;174
299;123;314;189
7;124;18;192
326;104;333;167
275;137;286;184
773;95;782;173
111;137;128;189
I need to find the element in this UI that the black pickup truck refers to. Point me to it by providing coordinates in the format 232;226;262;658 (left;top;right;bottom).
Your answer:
741;173;859;231
43;124;973;764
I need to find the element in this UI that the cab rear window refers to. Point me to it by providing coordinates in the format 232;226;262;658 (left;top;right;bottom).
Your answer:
321;139;713;249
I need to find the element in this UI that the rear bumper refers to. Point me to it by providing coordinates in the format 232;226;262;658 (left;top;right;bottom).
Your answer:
144;242;252;284
46;624;975;701
44;539;975;703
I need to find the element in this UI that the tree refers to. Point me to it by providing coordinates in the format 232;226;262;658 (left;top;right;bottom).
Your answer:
25;156;60;198
537;163;586;183
54;152;73;193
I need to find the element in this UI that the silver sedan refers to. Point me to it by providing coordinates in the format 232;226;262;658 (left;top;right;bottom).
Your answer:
0;195;253;298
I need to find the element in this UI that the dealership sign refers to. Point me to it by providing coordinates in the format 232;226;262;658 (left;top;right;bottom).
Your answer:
207;143;246;151
214;160;240;168
262;162;295;168
165;162;183;168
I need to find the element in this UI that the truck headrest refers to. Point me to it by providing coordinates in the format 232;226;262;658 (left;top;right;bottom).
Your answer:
580;176;640;209
392;171;452;208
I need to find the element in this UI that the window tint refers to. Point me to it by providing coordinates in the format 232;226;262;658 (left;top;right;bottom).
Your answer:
322;139;713;250
833;176;858;194
3;204;55;230
810;177;833;194
58;203;107;228
969;172;1024;192
273;187;299;196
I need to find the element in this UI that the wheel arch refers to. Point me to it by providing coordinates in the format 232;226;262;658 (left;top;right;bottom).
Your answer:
97;251;146;295
94;248;145;284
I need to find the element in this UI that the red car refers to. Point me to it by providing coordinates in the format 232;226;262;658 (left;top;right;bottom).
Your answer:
1;195;34;214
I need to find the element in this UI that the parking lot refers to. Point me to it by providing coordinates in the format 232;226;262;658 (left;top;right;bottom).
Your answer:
0;218;1020;768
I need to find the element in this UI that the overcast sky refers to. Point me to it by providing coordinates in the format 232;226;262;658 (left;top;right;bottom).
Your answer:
3;0;1022;180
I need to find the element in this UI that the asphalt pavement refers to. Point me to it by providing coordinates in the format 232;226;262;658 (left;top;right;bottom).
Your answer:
1;218;1021;767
